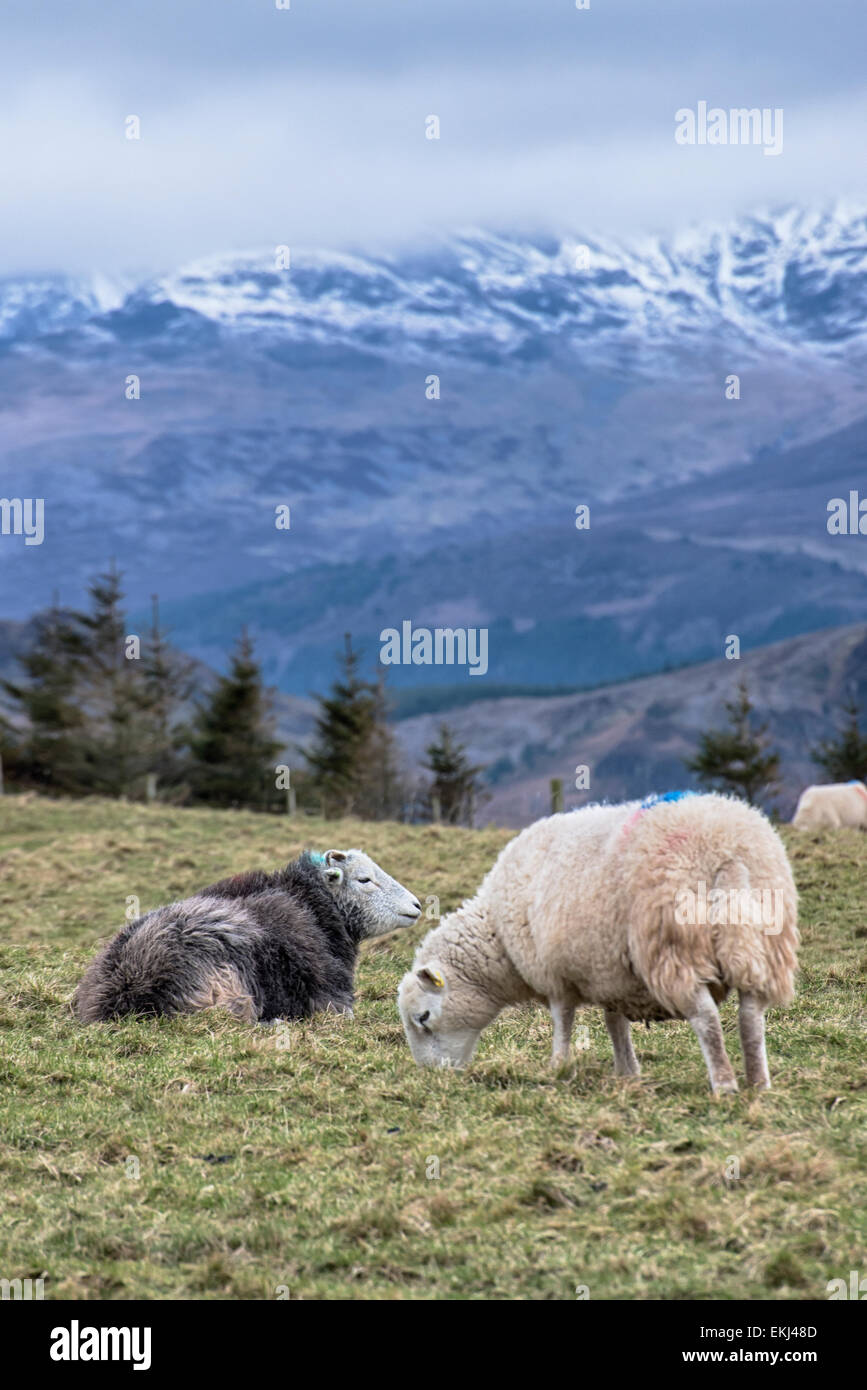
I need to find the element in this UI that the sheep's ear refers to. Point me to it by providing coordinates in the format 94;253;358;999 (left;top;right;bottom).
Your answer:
323;849;348;883
417;966;446;991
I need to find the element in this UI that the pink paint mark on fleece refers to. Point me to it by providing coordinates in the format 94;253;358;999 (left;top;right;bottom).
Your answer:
659;829;691;852
619;795;695;848
620;805;646;841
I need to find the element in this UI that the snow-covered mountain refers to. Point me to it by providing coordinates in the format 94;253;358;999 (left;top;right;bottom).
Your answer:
2;203;866;696
3;204;867;367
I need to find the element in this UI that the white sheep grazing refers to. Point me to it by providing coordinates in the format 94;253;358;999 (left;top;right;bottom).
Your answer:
792;780;867;830
399;792;799;1092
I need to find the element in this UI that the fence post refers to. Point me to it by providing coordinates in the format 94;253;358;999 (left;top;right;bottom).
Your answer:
550;778;564;814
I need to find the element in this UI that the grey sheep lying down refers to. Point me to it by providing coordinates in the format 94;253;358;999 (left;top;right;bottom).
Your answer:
75;849;421;1024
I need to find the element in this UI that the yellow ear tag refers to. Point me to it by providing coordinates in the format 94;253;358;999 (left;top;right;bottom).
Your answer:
430;970;445;989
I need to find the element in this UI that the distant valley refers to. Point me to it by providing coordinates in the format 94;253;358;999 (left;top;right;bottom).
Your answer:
0;204;865;699
2;203;866;825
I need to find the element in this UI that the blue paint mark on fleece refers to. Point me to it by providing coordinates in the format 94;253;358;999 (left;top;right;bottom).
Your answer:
308;851;327;865
639;790;697;810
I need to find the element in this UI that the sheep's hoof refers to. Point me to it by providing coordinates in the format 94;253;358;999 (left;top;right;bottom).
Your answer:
713;1078;739;1094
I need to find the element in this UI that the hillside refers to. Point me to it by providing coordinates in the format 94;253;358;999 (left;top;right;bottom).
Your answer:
2;203;867;699
0;796;863;1300
5;616;865;827
394;623;867;825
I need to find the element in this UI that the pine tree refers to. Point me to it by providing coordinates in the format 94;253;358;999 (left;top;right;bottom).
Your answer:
305;634;378;818
354;671;406;820
304;635;406;819
187;630;281;808
811;696;867;782
74;563;145;797
137;595;197;793
0;712;18;789
3;601;87;793
685;680;781;806
422;723;485;825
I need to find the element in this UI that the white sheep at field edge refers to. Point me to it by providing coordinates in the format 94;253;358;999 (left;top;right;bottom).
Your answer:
792;780;867;829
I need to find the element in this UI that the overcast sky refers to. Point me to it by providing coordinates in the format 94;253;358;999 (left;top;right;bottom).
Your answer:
1;0;865;273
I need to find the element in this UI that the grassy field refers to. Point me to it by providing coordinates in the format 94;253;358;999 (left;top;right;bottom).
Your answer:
0;795;865;1301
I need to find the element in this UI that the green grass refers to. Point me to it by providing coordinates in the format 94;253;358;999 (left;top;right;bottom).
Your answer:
0;795;865;1300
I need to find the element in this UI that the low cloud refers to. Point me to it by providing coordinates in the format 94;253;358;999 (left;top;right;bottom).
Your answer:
0;0;865;272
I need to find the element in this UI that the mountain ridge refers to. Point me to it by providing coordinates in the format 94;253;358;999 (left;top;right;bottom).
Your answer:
4;203;867;367
2;201;865;702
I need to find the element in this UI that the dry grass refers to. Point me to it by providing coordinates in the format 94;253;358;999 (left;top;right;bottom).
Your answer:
0;795;864;1299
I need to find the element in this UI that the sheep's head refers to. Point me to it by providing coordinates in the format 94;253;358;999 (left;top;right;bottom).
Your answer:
398;960;495;1068
310;849;421;936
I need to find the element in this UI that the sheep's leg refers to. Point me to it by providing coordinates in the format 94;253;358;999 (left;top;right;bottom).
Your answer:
550;1000;575;1065
738;991;770;1090
604;1011;640;1076
685;986;738;1093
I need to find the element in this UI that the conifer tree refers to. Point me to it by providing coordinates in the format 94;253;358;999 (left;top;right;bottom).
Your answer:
187;630;281;808
354;671;406;821
3;601;86;793
74;563;144;796
811;696;867;782
304;636;406;819
422;723;485;825
138;595;197;792
685;680;780;806
305;634;377;818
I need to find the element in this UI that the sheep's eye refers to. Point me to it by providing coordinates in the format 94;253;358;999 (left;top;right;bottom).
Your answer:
357;876;372;885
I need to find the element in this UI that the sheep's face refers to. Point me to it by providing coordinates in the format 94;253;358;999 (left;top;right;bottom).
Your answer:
398;962;489;1068
316;849;421;936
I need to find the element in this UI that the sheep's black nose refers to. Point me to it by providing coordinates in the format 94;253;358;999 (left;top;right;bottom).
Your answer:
418;1011;430;1024
411;898;421;912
